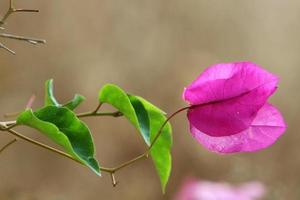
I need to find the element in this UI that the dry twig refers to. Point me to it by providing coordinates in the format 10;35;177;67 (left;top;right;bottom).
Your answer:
0;0;46;54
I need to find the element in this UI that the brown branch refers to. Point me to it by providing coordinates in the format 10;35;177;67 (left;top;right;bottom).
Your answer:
0;41;15;54
0;0;39;25
0;138;17;154
110;173;118;187
0;33;46;45
0;0;45;54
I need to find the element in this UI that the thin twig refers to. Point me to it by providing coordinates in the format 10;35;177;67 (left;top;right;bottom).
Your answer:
0;0;39;25
6;128;82;164
111;152;148;172
0;42;15;54
93;103;103;113
1;104;121;128
107;106;190;173
149;106;190;149
14;9;39;13
12;130;113;173
0;138;17;154
77;111;123;118
0;120;16;128
76;102;123;118
110;173;118;187
0;126;113;173
0;33;46;45
0;0;45;54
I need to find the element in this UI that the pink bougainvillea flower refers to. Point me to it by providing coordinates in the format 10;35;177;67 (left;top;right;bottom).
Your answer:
174;179;266;200
183;61;286;153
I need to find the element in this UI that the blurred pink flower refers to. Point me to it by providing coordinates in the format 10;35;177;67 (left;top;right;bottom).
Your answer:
174;179;266;200
183;61;286;153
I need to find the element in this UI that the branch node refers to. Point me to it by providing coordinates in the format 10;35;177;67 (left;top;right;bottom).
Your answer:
92;103;103;114
113;111;123;117
0;0;44;54
0;0;39;25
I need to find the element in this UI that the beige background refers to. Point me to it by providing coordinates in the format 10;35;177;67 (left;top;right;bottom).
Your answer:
0;0;299;199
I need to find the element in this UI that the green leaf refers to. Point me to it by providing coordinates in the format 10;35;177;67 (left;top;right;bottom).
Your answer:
45;79;60;106
128;95;151;144
98;84;151;144
98;84;172;192
17;106;100;175
64;94;86;110
134;96;172;193
44;79;84;110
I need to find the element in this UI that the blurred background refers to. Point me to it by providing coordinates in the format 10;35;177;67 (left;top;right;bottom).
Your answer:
0;0;299;199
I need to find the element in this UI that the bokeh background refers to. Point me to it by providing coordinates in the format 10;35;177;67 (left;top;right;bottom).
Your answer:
0;0;299;199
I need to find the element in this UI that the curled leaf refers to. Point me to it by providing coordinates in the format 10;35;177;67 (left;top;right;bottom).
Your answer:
17;106;100;175
44;79;85;110
99;84;172;192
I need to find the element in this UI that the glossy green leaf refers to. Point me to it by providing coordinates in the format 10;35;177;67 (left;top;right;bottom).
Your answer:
135;96;172;193
98;84;151;144
98;84;172;192
64;94;86;110
44;79;84;110
17;106;100;175
128;95;151;144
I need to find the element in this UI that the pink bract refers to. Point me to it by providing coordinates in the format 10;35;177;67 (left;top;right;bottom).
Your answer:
174;179;266;200
183;61;286;153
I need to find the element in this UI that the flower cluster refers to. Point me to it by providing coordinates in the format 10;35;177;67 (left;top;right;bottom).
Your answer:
183;61;286;153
